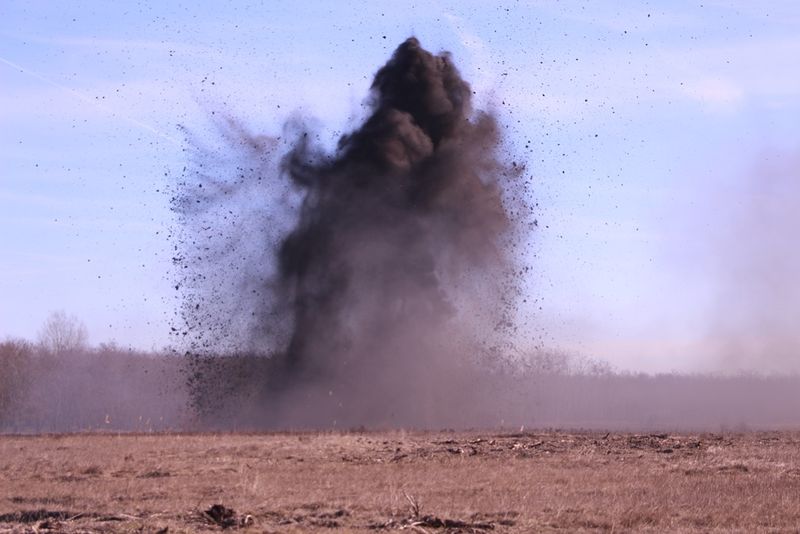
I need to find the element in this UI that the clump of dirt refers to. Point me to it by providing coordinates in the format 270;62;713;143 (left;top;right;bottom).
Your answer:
139;469;171;478
203;504;254;529
0;510;76;523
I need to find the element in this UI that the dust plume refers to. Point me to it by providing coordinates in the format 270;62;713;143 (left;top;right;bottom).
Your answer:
707;149;800;374
172;38;532;428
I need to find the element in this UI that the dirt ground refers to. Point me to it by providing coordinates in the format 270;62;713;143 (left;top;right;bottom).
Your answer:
1;430;799;533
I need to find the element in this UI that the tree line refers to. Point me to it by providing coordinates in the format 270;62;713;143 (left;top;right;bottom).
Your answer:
0;311;188;433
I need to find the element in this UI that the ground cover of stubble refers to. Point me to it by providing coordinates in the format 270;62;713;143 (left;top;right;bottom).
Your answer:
1;430;800;533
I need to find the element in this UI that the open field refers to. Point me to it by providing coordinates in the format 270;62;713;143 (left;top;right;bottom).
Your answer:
2;431;800;532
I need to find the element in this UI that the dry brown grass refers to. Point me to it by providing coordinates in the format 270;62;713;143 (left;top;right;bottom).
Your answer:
1;430;799;532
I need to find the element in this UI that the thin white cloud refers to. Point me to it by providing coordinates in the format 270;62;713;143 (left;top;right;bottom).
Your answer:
441;11;495;91
498;31;800;120
0;55;183;145
2;31;205;54
681;78;745;112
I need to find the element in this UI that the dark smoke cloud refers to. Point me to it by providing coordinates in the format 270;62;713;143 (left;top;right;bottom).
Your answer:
172;38;533;427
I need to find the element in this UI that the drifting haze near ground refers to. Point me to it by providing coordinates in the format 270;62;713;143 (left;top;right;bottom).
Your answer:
2;1;800;374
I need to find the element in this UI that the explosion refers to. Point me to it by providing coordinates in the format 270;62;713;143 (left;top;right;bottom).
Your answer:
173;38;531;428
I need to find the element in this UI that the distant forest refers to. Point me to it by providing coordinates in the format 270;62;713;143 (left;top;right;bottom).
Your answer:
3;331;800;433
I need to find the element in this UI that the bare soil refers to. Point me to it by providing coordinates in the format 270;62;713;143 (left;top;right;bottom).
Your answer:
1;431;799;532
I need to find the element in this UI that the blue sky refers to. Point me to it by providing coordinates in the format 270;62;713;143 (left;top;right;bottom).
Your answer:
2;1;799;373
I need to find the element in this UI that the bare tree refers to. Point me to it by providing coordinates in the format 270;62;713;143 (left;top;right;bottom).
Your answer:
38;310;89;355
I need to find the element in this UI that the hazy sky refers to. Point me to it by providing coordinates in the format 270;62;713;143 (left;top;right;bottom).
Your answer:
2;1;799;373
